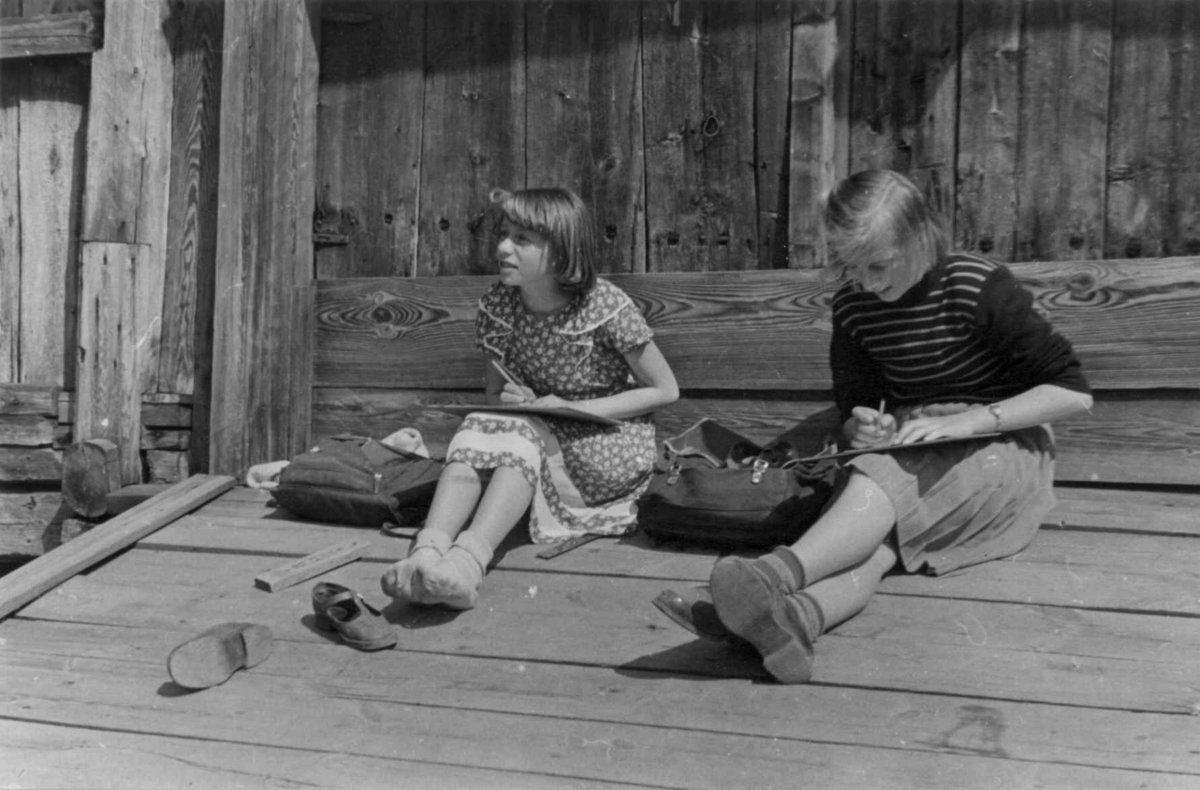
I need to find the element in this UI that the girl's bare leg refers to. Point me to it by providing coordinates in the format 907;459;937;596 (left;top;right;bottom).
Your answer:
789;470;897;585
380;462;482;601
419;466;534;609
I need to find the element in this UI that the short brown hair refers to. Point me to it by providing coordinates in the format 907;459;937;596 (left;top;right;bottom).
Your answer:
490;187;597;295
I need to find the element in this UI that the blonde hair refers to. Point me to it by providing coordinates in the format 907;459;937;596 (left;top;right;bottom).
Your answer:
822;170;948;285
489;187;597;295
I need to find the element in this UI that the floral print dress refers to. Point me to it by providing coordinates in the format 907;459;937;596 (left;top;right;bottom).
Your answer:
445;278;658;543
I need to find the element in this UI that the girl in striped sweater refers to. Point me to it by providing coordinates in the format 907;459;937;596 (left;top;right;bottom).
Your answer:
655;169;1093;683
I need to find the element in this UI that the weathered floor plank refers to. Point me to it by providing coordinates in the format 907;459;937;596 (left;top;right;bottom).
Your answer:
0;622;1194;789
2;618;1196;777
17;548;1200;714
5;486;1198;788
145;508;1200;615
0;720;620;790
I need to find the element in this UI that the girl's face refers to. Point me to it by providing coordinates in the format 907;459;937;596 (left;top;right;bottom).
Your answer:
496;218;554;288
849;255;921;302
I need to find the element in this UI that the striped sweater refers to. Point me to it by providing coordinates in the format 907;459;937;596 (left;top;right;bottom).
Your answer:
830;253;1090;421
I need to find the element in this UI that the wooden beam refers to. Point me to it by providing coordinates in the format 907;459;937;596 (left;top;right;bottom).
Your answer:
74;242;141;484
74;0;172;485
0;474;235;621
0;11;101;60
210;0;318;477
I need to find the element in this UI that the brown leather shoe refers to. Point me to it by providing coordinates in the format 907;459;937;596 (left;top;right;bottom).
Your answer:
653;586;751;647
312;582;397;651
167;622;274;690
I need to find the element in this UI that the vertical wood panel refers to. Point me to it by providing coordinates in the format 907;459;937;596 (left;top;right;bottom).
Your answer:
18;55;86;387
0;53;21;382
754;1;794;269
1106;0;1200;259
642;2;760;272
847;0;899;171
75;242;141;484
79;0;173;395
957;0;1021;261
526;1;645;275
788;0;842;268
1015;0;1112;261
848;0;958;215
417;2;524;277
906;0;958;227
159;0;222;397
211;0;317;476
315;1;425;279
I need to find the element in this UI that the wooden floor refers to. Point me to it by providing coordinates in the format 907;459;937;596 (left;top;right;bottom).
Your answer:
3;482;1200;789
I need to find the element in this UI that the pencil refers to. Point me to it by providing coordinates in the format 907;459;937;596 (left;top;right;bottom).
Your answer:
491;358;526;390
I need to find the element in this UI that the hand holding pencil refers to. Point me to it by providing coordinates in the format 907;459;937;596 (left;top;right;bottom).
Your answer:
491;359;536;404
849;398;897;449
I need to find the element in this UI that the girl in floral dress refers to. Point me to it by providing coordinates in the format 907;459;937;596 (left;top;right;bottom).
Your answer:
381;187;679;610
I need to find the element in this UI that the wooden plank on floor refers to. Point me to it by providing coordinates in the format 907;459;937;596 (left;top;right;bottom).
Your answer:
1050;485;1200;536
17;549;1200;715
143;508;1200;615
0;475;235;619
0;617;1192;777
0;719;603;790
0;620;1193;789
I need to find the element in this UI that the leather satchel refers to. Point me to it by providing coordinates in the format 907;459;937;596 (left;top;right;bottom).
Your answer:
636;419;839;549
272;434;443;527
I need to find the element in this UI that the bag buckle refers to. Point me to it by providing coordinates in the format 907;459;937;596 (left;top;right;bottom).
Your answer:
665;462;682;485
751;457;769;484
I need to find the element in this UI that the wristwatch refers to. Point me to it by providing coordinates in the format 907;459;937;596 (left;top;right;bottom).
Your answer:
987;403;1003;432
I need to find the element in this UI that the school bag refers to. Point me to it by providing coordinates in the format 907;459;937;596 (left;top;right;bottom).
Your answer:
636;419;840;549
271;434;443;527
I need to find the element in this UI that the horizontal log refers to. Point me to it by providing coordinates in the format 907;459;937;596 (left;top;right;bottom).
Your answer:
314;257;1200;391
0;414;56;446
140;429;190;451
0;383;58;416
312;386;1200;486
0;447;62;482
0;11;100;60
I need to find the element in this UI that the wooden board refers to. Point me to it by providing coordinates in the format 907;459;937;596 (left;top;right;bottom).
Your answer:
314;0;425;279
1016;0;1112;261
253;538;371;592
1106;0;1200;259
314;259;1200;392
0;54;19;381
956;0;1021;260
0;621;1193;788
74;242;141;485
0;474;235;620
0;11;100;59
416;1;523;277
19;53;86;388
157;0;223;396
641;1;759;272
143;507;1200;615
525;1;645;275
210;0;317;477
787;0;842;268
19;548;1200;717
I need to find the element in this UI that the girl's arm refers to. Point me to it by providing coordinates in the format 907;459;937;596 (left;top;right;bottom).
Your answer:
894;383;1093;444
532;341;679;420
